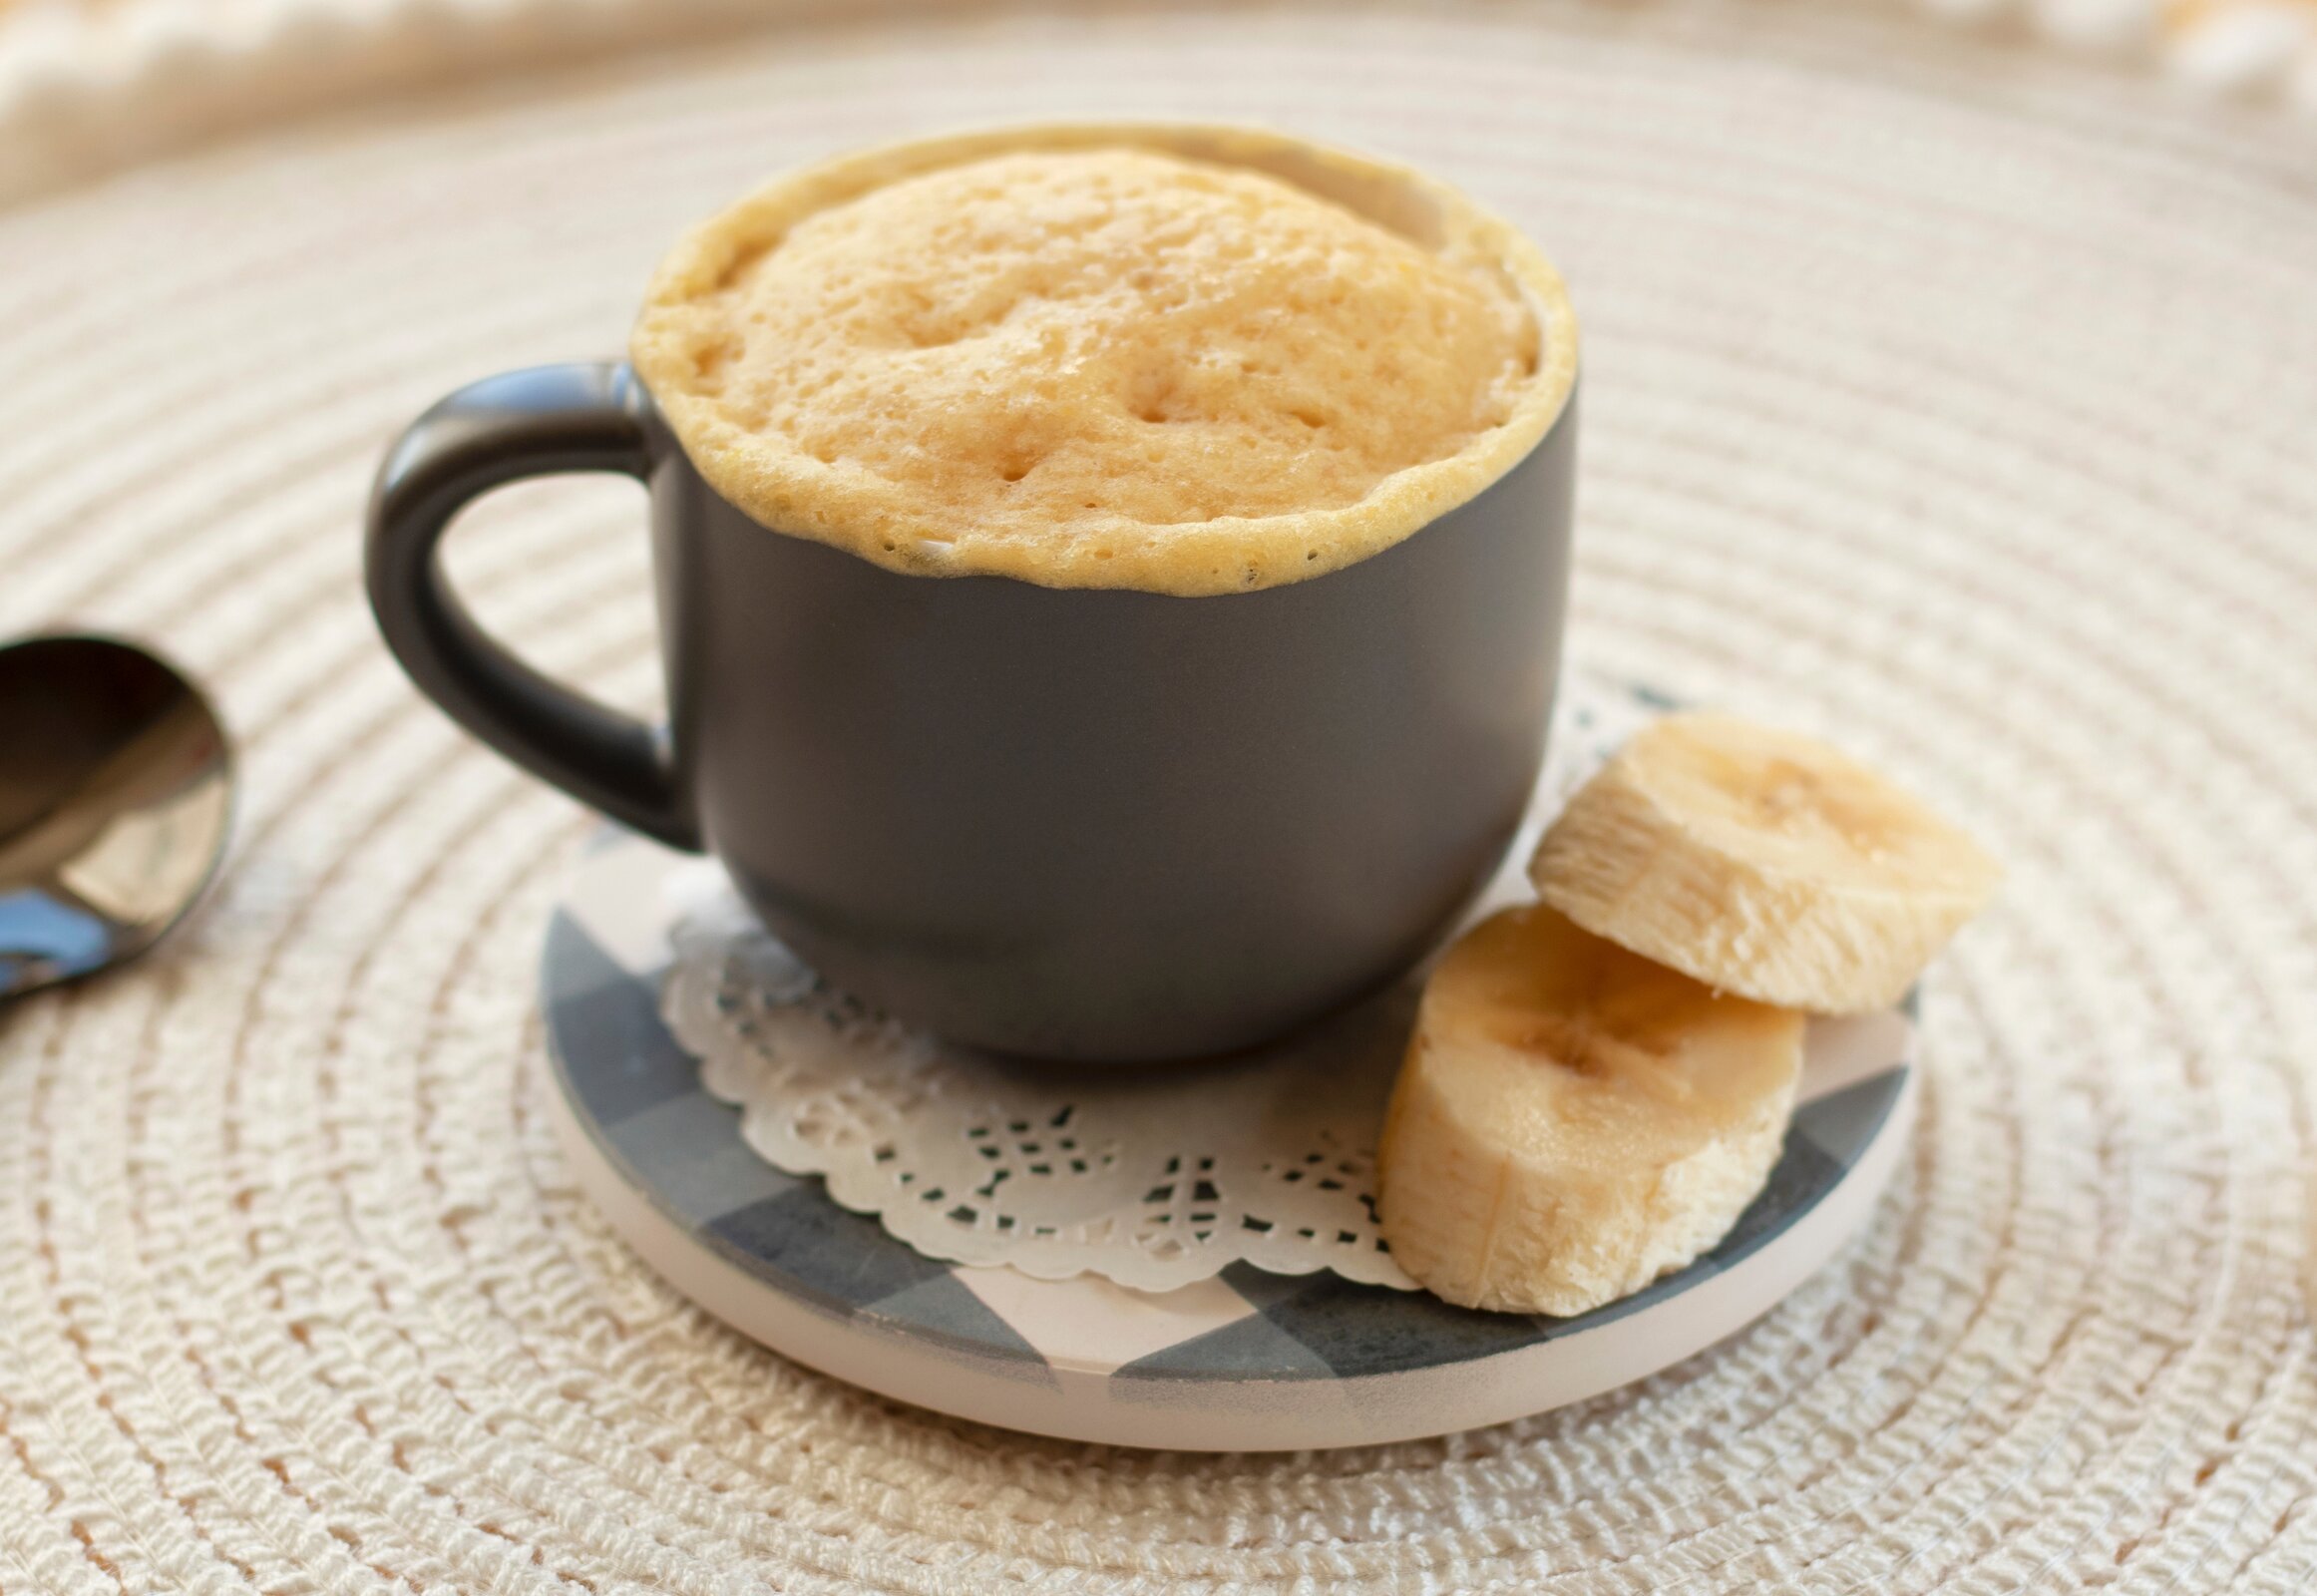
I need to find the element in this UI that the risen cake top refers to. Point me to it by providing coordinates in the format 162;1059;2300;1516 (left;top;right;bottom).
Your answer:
631;126;1576;594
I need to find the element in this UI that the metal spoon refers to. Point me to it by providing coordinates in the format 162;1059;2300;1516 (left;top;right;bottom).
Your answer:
0;634;232;1001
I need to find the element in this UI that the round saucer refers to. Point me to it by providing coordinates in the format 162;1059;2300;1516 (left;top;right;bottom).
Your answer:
541;831;1916;1451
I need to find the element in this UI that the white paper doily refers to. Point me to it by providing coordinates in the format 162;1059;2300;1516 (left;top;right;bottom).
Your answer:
661;674;1678;1292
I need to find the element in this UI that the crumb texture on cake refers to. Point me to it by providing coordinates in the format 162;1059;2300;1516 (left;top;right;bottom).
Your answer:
630;126;1577;594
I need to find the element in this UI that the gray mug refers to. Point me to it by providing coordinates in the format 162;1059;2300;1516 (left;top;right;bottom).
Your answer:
367;361;1575;1061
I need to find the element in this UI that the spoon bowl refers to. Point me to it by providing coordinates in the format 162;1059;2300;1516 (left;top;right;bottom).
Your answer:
0;635;232;1000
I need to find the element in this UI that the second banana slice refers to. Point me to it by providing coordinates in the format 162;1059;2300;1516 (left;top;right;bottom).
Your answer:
1531;712;2000;1014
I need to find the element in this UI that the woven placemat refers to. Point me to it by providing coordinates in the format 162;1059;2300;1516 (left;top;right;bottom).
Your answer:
1;0;2312;205
1;2;2313;1589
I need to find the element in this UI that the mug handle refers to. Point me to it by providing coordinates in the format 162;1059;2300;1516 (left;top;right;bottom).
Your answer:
365;361;702;852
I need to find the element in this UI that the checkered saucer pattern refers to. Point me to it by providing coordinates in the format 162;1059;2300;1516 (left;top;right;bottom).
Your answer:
542;829;1916;1451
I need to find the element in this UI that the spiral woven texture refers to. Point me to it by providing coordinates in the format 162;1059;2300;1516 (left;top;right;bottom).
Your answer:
2;2;2313;1590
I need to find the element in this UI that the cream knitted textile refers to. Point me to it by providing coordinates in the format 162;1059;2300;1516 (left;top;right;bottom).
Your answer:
2;0;2314;207
2;2;2314;1591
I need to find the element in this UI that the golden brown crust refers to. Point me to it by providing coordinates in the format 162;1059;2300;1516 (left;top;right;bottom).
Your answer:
630;123;1578;596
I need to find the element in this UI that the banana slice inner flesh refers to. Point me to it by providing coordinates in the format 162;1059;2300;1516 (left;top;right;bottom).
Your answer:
1378;904;1804;1317
1532;711;2001;1013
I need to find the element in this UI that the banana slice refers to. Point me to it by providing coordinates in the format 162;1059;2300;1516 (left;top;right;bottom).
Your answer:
1377;904;1803;1316
1531;712;2000;1014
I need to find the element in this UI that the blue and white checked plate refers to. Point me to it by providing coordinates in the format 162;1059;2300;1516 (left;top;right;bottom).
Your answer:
540;827;1917;1451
